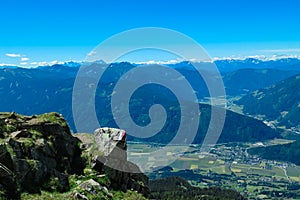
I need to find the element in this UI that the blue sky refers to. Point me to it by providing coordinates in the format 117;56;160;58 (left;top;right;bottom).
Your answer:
1;0;300;66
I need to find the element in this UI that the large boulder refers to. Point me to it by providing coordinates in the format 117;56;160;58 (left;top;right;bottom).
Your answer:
0;112;86;199
94;127;127;160
76;128;150;198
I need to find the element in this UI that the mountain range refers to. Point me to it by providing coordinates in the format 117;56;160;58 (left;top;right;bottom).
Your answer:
1;58;299;144
237;73;300;130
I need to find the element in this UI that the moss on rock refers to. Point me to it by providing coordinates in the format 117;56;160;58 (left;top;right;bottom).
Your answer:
0;112;150;200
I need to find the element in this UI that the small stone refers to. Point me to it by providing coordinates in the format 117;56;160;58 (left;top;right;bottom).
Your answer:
78;179;101;194
73;192;88;200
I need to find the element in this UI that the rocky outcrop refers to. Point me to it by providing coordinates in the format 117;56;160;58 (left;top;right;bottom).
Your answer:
0;112;85;199
0;112;150;199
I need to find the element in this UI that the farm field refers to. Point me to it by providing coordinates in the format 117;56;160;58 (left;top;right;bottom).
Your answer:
128;140;300;199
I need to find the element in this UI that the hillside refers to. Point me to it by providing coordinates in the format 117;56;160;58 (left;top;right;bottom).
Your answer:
237;73;300;129
149;176;246;200
141;103;280;144
94;92;279;144
248;140;300;166
223;68;299;95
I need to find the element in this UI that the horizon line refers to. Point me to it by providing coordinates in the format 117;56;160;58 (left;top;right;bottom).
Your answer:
1;54;300;69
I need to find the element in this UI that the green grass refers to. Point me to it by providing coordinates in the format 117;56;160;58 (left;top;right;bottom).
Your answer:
21;190;147;200
112;190;147;200
287;166;300;177
211;165;231;175
287;166;300;181
249;168;274;176
37;112;67;127
22;191;72;200
22;170;145;200
29;128;43;139
2;124;17;133
272;167;286;178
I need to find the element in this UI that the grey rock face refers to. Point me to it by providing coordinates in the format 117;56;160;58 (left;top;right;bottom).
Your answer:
0;144;19;199
78;127;150;198
0;113;150;199
0;112;86;199
94;127;127;160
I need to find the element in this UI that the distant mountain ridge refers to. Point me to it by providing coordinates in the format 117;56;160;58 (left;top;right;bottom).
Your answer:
214;57;300;73
237;73;300;130
4;57;300;71
223;68;299;95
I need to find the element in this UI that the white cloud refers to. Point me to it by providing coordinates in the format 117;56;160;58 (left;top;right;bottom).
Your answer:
260;48;300;53
5;53;21;58
136;60;157;65
0;63;17;67
20;62;28;65
265;54;300;60
135;58;185;65
36;60;64;66
212;55;244;61
21;57;30;61
87;50;97;57
38;61;51;66
212;54;300;62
